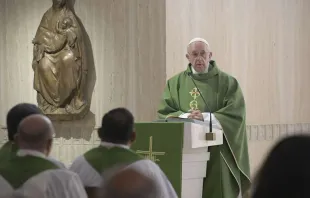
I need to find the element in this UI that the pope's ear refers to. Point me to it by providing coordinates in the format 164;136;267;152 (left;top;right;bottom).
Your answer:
186;54;190;60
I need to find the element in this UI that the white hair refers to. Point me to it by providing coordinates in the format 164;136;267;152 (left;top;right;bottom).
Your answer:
188;37;210;47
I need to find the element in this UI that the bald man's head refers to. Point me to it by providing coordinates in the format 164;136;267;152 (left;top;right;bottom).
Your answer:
16;114;54;156
99;168;156;198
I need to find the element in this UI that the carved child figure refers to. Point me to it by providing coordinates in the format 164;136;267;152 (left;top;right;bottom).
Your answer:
32;18;75;64
56;17;77;49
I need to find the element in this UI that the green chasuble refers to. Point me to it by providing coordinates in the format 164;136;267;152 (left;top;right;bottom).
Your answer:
158;60;251;198
0;141;18;162
0;155;59;189
84;146;143;174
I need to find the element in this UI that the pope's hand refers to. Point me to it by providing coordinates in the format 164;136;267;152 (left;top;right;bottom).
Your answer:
188;110;204;121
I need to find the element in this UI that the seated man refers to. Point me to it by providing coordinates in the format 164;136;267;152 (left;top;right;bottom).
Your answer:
0;103;40;162
0;103;65;168
70;108;177;198
0;114;87;198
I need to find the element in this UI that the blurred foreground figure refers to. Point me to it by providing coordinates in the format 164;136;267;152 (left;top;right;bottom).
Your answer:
252;135;310;198
0;115;87;198
98;167;156;198
70;108;177;198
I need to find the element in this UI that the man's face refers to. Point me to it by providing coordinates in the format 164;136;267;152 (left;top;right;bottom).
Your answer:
186;41;212;73
52;0;66;8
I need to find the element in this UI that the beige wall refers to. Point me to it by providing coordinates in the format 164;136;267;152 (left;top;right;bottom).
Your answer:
1;0;310;176
0;1;5;97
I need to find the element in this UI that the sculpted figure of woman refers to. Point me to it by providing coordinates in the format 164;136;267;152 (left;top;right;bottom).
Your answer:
32;0;88;120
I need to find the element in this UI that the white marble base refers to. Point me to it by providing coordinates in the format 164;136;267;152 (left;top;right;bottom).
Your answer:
181;148;210;198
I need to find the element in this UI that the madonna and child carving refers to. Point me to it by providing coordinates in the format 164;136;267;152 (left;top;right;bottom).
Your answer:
32;0;89;120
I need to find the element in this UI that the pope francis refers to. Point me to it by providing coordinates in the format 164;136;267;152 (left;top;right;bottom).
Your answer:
157;38;251;198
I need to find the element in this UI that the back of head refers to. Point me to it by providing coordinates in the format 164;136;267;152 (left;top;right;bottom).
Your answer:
98;108;135;145
6;103;42;141
16;114;54;155
98;168;156;198
252;135;310;198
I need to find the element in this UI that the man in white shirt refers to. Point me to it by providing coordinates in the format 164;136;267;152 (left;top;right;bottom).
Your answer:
0;114;87;198
70;107;178;198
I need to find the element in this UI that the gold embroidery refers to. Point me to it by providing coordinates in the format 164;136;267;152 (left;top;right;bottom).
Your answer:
136;136;166;162
189;88;200;110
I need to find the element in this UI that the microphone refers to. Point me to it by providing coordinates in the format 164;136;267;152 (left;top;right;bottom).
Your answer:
187;71;213;133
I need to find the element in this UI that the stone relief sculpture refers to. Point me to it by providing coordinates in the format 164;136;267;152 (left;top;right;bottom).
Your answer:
32;0;89;120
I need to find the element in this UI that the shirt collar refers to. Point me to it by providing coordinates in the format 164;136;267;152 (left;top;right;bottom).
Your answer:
16;149;47;159
100;141;130;150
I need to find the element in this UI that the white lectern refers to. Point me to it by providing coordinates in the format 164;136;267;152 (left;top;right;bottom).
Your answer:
176;121;223;197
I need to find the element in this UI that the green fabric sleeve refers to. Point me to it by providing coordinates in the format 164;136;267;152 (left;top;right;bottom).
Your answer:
157;81;184;119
